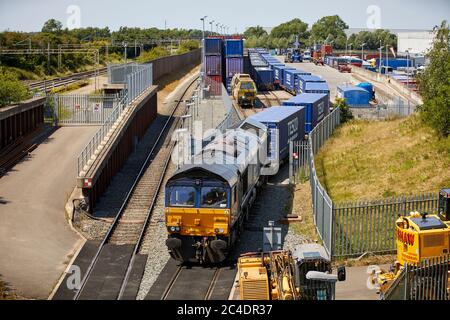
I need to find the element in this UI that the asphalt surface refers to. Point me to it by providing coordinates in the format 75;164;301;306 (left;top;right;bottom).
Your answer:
336;264;390;300
0;125;99;299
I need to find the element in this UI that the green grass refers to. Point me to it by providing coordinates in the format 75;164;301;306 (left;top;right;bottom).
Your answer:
315;115;450;202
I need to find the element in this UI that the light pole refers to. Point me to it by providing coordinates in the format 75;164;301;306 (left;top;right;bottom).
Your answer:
210;20;215;34
379;40;384;74
348;43;353;56
216;23;220;34
345;36;348;56
405;49;410;89
122;41;128;64
200;16;207;43
361;43;366;61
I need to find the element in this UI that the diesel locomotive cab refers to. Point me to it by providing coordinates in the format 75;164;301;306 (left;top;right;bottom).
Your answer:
165;175;232;264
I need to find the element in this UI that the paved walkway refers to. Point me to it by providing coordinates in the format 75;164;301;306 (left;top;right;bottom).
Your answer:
0;125;99;299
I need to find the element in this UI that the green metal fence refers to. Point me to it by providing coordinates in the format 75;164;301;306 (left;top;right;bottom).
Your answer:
333;194;439;258
289;107;440;259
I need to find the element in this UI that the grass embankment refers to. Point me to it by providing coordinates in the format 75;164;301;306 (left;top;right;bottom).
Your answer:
315;115;450;202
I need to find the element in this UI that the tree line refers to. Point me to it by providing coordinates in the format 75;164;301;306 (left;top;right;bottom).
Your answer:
244;15;397;51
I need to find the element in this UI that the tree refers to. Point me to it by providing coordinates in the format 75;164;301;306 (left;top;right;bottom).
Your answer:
0;68;30;106
311;15;348;49
270;19;308;41
244;26;267;39
41;19;63;34
417;20;450;137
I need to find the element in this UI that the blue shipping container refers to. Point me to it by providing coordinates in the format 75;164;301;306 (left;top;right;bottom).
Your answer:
225;57;243;78
337;85;371;106
283;69;308;93
224;39;244;57
248;106;305;163
204;38;222;55
297;75;325;93
272;65;294;86
283;93;330;133
253;67;274;90
375;58;411;70
304;82;330;95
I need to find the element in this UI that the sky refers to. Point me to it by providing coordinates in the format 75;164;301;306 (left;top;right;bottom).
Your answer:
0;0;449;33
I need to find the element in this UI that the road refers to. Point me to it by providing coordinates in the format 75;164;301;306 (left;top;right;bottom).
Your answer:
335;264;390;300
0;126;99;299
276;56;352;102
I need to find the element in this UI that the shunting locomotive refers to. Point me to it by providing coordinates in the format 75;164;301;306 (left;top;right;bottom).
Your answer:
165;119;269;263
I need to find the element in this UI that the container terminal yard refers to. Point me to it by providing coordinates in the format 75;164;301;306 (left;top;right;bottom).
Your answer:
0;0;449;311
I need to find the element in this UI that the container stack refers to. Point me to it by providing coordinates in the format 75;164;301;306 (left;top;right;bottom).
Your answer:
204;38;223;96
223;39;244;92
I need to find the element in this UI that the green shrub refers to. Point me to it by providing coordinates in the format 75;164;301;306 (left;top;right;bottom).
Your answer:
0;67;30;106
334;98;353;123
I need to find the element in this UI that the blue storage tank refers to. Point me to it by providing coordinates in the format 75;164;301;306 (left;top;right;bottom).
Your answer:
204;38;222;55
253;67;274;91
304;82;330;95
248;106;306;166
224;39;243;57
356;82;374;99
283;93;330;133
297;75;325;94
337;85;371;106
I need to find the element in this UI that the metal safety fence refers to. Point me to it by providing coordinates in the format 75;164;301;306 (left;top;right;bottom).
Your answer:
333;194;439;258
307;108;341;257
77;63;153;175
49;93;123;125
126;64;153;104
290;107;441;259
383;256;449;300
108;62;140;84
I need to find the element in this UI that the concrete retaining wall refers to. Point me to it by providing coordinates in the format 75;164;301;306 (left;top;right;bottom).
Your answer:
0;97;46;151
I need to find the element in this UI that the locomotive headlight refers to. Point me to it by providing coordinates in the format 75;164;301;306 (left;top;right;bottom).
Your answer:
214;228;225;234
170;226;176;232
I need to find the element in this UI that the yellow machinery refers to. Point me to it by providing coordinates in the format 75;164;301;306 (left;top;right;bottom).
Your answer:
231;74;257;107
238;245;346;300
238;251;299;300
374;189;450;293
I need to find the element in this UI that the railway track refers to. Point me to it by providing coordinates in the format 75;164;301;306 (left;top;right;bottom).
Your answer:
147;259;237;300
26;68;107;92
71;75;199;300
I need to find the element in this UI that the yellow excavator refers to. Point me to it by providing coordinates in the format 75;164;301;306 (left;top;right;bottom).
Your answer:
372;188;450;295
237;244;346;300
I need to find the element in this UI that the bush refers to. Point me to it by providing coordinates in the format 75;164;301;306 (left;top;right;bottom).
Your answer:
334;98;353;123
0;67;30;107
138;46;170;63
176;40;199;55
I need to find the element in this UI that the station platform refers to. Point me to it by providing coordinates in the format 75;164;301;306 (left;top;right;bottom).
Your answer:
0;125;99;299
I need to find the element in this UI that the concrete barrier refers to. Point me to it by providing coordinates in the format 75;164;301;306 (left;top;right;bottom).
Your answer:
0;97;46;151
351;66;423;105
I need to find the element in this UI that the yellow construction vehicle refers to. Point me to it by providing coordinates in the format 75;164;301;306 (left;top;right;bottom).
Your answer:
237;244;346;300
372;188;450;294
231;74;257;107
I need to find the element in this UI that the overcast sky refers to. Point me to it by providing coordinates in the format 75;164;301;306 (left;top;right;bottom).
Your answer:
0;0;449;33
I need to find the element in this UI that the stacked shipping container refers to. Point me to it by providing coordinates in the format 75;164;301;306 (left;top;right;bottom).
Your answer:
223;39;244;92
204;38;223;96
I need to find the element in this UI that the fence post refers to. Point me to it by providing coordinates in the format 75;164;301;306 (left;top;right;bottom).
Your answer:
289;141;293;184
